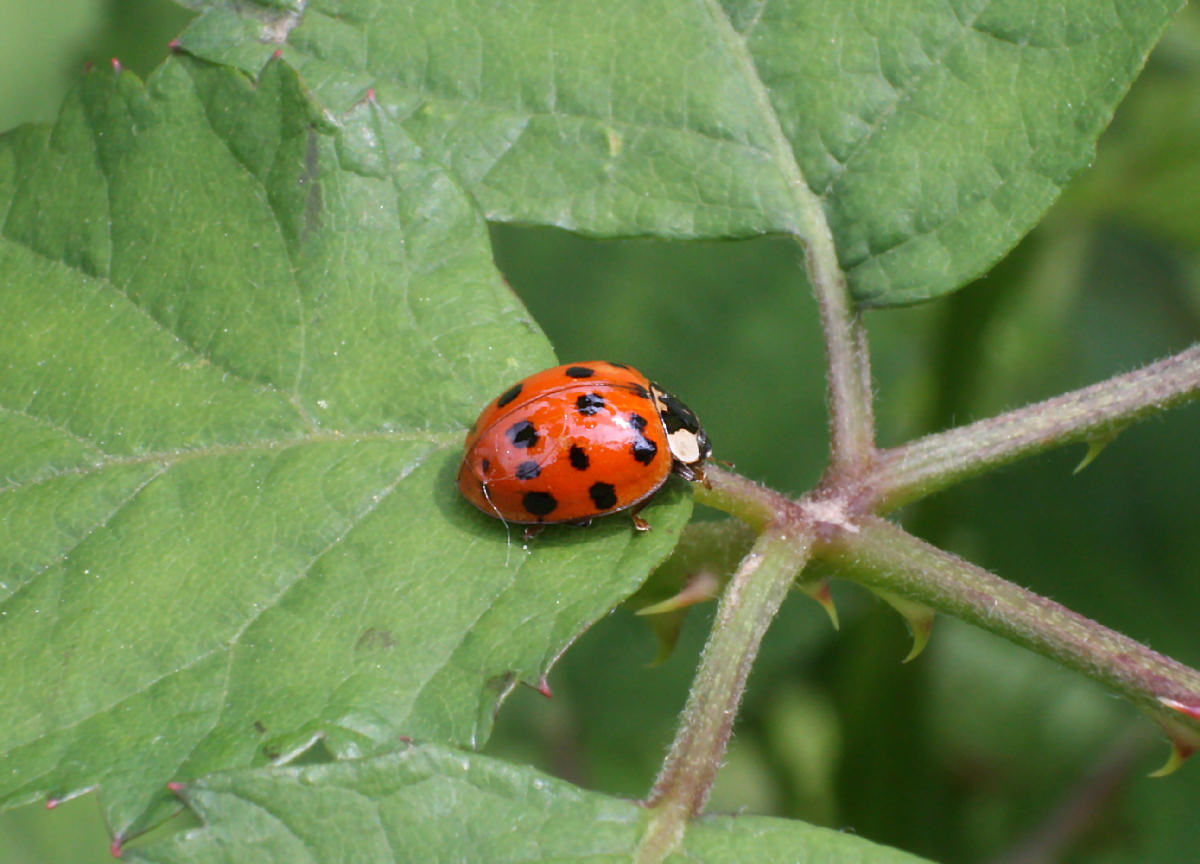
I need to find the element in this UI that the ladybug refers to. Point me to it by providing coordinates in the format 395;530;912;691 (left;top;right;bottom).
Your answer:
458;361;711;529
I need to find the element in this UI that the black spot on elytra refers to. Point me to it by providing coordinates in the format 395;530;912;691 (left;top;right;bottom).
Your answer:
516;460;541;480
576;393;605;416
631;434;658;465
607;361;630;369
631;383;651;400
565;365;595;378
496;382;523;408
630;413;648;430
481;457;491;474
589;482;617;510
506;420;538;448
569;445;589;471
523;491;558;517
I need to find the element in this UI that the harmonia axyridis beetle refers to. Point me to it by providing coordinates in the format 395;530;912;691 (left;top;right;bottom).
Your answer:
458;361;711;530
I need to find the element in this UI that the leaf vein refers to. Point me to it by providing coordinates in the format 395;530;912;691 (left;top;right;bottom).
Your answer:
0;430;460;496
820;0;994;200
0;463;167;611
0;403;111;459
188;451;428;764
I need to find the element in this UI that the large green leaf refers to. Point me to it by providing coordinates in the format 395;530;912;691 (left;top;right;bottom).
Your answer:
129;744;934;864
174;0;1183;305
0;55;692;843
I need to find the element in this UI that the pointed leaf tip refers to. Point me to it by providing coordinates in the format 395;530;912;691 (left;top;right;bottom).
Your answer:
537;677;553;699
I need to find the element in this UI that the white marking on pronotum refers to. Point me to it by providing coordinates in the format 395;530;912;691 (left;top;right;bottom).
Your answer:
666;428;702;464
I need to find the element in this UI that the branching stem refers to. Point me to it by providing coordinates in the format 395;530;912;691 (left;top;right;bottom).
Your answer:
644;339;1200;850
826;516;1200;731
872;344;1200;510
653;8;1200;850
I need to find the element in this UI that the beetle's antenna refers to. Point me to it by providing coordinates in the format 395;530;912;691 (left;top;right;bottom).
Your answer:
478;479;514;566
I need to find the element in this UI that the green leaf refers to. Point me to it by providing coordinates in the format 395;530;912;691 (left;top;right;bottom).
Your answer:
175;0;1183;305
739;0;1187;304
0;55;692;842
176;0;802;240
128;744;934;864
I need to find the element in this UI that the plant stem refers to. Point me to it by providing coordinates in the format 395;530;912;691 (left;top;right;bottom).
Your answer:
637;527;813;863
691;464;791;531
702;0;875;472
871;344;1200;510
825;515;1200;739
804;229;876;474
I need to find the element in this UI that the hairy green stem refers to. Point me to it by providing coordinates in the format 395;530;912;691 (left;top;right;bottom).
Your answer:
826;516;1200;736
637;528;813;863
701;0;874;473
872;344;1200;510
804;231;876;475
692;464;790;530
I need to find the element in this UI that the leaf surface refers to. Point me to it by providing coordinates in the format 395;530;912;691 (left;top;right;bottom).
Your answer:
129;744;934;864
0;56;692;840
176;0;1184;304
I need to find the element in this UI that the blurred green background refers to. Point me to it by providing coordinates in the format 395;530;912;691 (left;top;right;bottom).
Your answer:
2;3;1198;862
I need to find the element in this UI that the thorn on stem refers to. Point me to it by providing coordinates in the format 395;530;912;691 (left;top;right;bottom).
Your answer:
798;578;840;631
1148;699;1200;776
1148;739;1194;777
636;570;720;616
1159;696;1200;722
1073;428;1122;474
873;589;934;662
